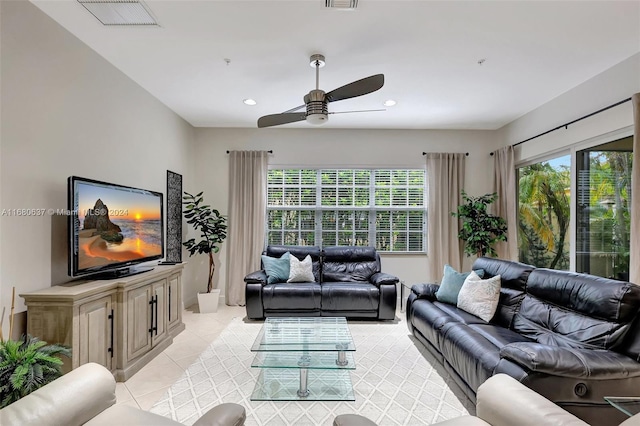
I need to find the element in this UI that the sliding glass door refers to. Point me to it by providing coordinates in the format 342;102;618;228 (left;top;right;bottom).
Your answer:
516;135;633;280
575;137;633;281
517;155;571;270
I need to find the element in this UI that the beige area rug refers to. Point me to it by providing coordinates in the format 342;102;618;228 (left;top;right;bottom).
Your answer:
150;317;472;426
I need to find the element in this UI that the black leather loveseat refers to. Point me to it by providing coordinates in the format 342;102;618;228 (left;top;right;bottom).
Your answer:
245;245;398;320
406;257;640;426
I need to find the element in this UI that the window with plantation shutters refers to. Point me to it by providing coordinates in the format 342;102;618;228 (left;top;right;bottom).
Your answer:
266;169;426;253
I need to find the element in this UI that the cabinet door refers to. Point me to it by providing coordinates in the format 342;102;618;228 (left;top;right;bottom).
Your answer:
79;295;114;371
127;285;152;361
167;274;181;330
151;279;167;345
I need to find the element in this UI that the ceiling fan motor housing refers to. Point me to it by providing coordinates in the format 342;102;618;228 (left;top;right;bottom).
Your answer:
306;89;328;125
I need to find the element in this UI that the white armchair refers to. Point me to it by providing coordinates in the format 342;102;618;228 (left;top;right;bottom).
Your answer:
334;373;637;426
0;363;245;426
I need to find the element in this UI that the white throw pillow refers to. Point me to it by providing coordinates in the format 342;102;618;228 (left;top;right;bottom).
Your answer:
456;271;502;322
287;254;315;283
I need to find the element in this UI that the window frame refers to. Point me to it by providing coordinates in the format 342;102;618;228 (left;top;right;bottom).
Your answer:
266;167;427;253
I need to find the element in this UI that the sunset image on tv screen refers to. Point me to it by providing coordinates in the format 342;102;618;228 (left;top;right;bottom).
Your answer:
75;182;162;271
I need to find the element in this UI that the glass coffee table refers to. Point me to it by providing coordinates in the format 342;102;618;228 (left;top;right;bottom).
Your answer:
250;317;356;401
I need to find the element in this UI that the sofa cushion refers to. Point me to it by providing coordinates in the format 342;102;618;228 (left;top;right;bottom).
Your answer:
440;323;502;392
410;300;459;348
321;282;379;311
435;264;485;305
457;272;502;322
261;252;290;284
323;246;380;282
434;302;487;325
262;283;321;311
499;342;640;379
513;269;640;350
287;254;315;283
526;269;640;323
266;245;322;282
468;324;533;349
472;258;535;328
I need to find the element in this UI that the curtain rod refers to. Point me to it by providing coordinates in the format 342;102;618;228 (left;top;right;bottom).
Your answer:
491;97;632;156
226;150;273;154
422;152;469;156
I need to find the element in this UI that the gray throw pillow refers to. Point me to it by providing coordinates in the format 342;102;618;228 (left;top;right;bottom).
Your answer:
435;264;485;305
261;252;290;284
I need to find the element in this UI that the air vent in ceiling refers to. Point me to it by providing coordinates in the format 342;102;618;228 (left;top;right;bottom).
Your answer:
325;0;359;10
78;0;158;26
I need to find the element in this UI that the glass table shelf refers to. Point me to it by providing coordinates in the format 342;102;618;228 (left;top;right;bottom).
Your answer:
250;368;355;401
251;317;355;352
251;351;356;370
604;396;640;417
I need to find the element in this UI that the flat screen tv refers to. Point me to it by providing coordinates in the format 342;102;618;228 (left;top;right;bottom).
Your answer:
68;176;164;278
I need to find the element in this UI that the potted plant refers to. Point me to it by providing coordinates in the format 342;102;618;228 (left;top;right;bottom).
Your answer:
183;191;228;313
451;191;508;258
0;334;71;408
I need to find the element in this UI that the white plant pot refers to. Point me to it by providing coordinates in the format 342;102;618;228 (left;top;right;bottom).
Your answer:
197;289;221;313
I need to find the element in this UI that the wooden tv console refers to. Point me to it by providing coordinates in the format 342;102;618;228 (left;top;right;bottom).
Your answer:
21;264;185;381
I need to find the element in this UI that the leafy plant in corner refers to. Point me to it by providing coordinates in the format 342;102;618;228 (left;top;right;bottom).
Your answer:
183;191;228;293
451;191;508;258
0;334;71;408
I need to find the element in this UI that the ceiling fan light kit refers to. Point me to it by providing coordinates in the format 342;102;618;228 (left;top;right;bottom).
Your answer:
257;54;384;128
305;90;329;125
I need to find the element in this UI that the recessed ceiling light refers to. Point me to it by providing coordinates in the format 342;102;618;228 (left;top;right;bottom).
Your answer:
243;99;257;106
383;100;397;107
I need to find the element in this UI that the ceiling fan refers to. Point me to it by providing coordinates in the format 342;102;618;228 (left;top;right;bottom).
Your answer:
257;54;385;128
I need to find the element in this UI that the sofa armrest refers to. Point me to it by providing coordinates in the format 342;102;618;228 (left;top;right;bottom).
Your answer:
245;282;264;319
244;270;267;285
500;342;640;379
0;363;116;426
476;374;588;426
370;272;399;287
411;283;439;301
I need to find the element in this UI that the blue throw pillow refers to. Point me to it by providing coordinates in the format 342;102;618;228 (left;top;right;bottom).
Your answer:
435;264;485;305
261;252;291;284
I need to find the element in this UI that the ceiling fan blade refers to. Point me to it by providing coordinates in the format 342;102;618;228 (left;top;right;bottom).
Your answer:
257;112;306;128
325;74;385;103
282;104;306;113
329;109;386;114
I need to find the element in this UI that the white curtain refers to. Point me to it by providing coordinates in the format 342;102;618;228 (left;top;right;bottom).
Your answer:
226;151;269;305
493;146;518;260
630;93;640;285
426;153;466;282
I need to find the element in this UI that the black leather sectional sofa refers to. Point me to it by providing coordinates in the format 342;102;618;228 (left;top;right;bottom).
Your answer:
245;245;398;320
406;257;640;426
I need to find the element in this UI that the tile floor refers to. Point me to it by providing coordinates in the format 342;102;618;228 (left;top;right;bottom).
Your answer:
117;303;405;412
116;303;247;410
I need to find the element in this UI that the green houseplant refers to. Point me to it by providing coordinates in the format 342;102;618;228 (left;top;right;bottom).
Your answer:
0;334;71;408
183;191;227;312
451;191;508;258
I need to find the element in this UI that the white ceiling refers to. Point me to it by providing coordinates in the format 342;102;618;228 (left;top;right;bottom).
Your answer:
31;0;640;130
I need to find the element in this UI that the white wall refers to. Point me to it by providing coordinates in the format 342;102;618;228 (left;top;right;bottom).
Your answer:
0;0;195;337
190;127;500;306
500;53;640;162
